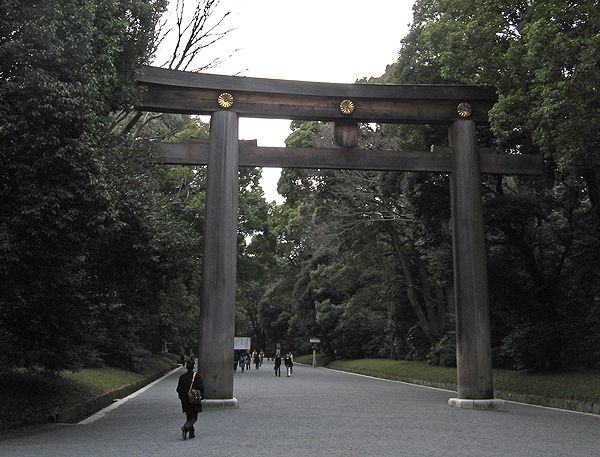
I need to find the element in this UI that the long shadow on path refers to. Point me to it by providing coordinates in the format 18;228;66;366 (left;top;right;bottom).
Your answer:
1;361;599;457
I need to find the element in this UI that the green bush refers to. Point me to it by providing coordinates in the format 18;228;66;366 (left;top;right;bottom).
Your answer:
0;353;178;430
426;334;456;367
0;371;94;430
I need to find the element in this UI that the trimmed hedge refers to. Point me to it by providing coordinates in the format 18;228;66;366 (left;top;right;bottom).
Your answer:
0;353;178;430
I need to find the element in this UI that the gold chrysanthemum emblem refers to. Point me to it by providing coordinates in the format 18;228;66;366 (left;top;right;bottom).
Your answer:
457;102;472;118
340;99;355;115
217;92;234;109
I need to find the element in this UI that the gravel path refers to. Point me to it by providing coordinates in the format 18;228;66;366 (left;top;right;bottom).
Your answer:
1;361;598;457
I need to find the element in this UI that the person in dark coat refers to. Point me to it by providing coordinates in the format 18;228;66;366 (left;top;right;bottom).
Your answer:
176;359;204;440
274;354;282;377
254;351;260;370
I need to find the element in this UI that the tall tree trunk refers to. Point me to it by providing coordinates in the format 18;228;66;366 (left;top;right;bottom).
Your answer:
417;258;446;339
387;227;439;344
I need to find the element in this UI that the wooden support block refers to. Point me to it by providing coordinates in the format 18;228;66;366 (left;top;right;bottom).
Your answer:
334;120;359;148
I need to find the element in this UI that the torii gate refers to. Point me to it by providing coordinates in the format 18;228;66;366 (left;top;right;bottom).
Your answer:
136;66;543;409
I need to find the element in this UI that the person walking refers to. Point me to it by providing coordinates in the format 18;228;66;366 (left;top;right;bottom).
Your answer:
284;352;294;377
274;353;282;377
176;359;204;440
254;351;260;370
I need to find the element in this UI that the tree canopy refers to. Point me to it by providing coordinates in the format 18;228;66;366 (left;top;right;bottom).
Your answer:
247;0;600;370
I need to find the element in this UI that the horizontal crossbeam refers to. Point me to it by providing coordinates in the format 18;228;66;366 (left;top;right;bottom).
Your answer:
136;66;497;124
154;141;543;175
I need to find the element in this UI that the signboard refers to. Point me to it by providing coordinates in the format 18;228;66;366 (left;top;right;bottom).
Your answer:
309;338;321;344
234;337;251;350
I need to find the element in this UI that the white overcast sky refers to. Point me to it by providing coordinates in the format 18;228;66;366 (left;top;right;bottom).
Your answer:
155;0;416;203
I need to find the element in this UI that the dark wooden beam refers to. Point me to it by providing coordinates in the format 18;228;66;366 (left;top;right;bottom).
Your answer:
431;146;544;175
136;66;497;124
154;141;544;175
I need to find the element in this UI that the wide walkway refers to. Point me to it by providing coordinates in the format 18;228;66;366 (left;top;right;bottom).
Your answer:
1;361;599;457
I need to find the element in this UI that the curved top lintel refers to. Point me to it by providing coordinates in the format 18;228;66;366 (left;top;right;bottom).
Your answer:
136;66;496;124
137;66;496;102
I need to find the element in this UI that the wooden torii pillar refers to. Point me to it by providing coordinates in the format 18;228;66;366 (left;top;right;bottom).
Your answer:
136;66;543;409
200;110;239;406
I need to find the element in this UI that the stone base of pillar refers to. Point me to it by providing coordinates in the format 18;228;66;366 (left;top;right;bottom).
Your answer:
448;398;506;411
202;398;239;410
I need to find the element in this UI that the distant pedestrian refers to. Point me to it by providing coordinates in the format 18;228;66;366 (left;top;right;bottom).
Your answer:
238;354;245;373
176;359;204;440
245;351;251;370
274;354;282;377
284;352;294;377
259;350;264;366
254;351;260;369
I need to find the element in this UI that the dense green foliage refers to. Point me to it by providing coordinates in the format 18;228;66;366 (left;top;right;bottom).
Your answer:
0;0;172;372
247;0;600;371
0;0;270;374
394;0;600;370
